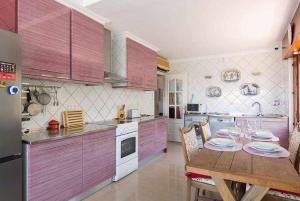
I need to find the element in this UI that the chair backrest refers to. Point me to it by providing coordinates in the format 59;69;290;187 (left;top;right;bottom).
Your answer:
200;122;212;144
295;144;300;174
179;125;198;165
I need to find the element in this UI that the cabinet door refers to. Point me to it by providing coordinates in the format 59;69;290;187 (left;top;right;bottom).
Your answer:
28;137;83;201
126;38;145;88
138;121;156;161
235;117;261;129
260;118;289;149
71;10;104;84
82;129;116;191
143;48;157;90
0;0;17;32
18;0;71;80
155;118;168;151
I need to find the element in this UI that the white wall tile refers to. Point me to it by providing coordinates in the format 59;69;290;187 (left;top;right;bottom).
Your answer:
22;80;154;129
170;50;288;115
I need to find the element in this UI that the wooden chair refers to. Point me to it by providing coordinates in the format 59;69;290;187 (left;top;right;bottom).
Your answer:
200;122;212;144
262;145;300;201
179;126;219;201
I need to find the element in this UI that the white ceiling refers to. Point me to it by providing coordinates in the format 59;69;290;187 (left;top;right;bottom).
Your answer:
70;0;299;60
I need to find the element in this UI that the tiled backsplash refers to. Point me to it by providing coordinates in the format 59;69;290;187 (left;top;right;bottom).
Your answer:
22;79;154;129
169;50;289;115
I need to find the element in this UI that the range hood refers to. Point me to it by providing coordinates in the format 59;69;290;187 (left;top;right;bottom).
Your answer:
104;28;128;83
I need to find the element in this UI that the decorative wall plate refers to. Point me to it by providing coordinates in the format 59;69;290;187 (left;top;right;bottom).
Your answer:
206;86;222;97
240;83;259;96
222;69;240;82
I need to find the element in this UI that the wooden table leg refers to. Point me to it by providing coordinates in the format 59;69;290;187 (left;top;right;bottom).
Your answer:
212;177;236;201
240;185;269;201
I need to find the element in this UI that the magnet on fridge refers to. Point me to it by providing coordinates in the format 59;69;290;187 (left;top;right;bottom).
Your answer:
7;86;19;95
0;81;6;88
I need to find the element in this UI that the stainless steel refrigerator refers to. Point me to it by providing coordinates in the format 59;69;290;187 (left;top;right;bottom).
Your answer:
0;29;22;201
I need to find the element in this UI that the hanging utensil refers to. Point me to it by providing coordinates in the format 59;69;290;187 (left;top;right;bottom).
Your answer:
38;89;51;114
55;88;59;106
33;87;39;100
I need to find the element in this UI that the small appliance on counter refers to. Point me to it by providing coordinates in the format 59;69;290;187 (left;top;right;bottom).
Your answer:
186;103;207;114
127;109;141;119
48;119;60;134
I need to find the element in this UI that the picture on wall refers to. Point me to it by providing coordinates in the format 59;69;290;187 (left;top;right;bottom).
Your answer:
206;86;222;97
240;83;259;96
221;69;240;82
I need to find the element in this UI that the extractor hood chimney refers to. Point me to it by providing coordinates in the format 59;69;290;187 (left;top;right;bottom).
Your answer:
104;28;128;83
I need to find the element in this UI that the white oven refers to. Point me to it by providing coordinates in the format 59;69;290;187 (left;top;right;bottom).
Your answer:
113;122;138;181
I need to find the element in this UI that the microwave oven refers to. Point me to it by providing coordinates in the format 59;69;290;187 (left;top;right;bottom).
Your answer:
186;104;205;113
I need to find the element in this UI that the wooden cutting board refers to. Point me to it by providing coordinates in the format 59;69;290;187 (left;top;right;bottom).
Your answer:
62;110;85;128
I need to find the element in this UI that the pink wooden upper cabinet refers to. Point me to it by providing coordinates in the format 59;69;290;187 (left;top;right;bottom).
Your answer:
143;46;158;90
71;10;104;84
126;38;157;90
0;0;17;32
18;0;71;80
126;38;146;88
82;129;116;191
28;137;83;201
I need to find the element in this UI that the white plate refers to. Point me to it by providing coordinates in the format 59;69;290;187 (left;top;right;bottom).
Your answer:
249;142;281;153
253;130;273;139
208;138;235;147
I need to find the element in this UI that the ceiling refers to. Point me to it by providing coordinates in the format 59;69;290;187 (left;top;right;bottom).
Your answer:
70;0;299;60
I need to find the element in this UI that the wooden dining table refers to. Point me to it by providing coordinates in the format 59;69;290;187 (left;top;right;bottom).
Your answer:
186;138;300;201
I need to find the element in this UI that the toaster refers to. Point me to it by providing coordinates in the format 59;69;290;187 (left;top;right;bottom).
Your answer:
127;109;141;119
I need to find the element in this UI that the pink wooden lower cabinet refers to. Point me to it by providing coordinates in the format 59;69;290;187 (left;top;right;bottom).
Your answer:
25;128;116;201
26;136;83;201
138;118;168;162
82;129;116;191
235;117;289;149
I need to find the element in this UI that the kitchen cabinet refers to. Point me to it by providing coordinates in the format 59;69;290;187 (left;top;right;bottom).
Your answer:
82;129;116;191
127;38;157;90
139;121;156;161
27;137;83;201
126;38;145;88
260;118;289;149
235;117;289;149
26;128;116;201
71;10;104;84
155;118;168;151
138;118;168;162
0;0;17;32
112;34;158;90
18;0;71;80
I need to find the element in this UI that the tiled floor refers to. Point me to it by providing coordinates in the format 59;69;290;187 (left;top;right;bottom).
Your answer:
83;142;187;201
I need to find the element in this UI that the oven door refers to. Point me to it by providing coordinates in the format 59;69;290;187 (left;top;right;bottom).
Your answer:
116;131;138;166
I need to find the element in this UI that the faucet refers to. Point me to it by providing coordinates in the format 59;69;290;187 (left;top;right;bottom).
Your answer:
252;102;262;116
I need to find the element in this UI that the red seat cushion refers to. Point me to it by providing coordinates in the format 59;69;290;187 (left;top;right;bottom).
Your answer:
271;189;300;197
185;172;212;179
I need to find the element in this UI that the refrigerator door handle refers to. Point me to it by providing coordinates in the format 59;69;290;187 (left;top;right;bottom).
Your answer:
0;154;22;164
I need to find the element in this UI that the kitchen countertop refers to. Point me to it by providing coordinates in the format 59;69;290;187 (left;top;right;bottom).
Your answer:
88;115;167;126
22;124;116;144
185;113;288;119
22;115;166;144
